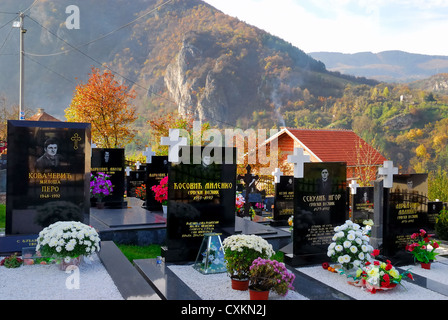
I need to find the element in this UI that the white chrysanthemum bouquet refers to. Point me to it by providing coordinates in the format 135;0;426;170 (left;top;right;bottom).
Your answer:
222;234;275;280
36;221;101;260
327;220;373;270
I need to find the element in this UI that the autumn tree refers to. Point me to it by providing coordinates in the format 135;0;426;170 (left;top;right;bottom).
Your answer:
147;110;210;156
65;67;137;148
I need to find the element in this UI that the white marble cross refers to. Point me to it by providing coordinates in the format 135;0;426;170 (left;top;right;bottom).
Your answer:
160;129;188;163
125;166;132;176
378;160;398;188
272;168;283;184
135;161;141;170
287;148;310;178
143;147;156;164
349;179;360;195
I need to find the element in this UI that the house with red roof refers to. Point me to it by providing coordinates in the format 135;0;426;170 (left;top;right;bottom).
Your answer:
263;128;387;184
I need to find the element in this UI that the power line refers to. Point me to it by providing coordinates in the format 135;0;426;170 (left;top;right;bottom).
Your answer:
0;26;14;55
25;0;173;57
25;54;76;85
20;5;246;129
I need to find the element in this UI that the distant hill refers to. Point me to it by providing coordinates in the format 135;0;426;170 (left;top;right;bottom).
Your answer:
0;0;374;126
409;73;448;94
308;51;448;83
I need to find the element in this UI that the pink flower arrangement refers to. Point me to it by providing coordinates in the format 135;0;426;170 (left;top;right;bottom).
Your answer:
151;176;168;205
235;192;245;215
249;258;295;296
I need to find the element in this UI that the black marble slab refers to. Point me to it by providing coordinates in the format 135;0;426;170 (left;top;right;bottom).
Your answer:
92;197;166;228
134;259;201;300
98;241;161;300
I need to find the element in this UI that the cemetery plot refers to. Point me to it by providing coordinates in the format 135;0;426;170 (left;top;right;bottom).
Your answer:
127;169;146;198
145;156;169;211
91;148;125;207
352;186;374;224
165;146;236;262
383;173;429;264
291;162;347;265
5;120;91;237
273;175;294;223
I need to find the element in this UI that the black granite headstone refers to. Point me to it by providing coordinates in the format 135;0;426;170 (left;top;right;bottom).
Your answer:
352;186;374;224
273;175;294;223
382;173;429;264
127;170;146;198
290;162;347;265
145;156;169;211
428;201;443;231
165;146;236;262
91;148;126;208
6;120;91;239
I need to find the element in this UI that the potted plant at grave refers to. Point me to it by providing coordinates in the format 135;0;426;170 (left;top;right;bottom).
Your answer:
327;220;374;274
350;249;414;294
248;258;295;300
151;176;168;214
222;234;275;291
36;221;101;271
90;172;113;209
405;229;440;269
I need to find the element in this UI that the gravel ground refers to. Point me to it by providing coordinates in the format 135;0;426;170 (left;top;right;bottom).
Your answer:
0;254;123;300
169;264;308;300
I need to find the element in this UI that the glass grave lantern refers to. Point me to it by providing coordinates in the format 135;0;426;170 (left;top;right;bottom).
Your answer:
193;233;227;274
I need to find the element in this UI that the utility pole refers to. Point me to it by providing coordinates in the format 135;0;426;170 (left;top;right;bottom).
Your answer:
19;12;25;120
14;12;26;120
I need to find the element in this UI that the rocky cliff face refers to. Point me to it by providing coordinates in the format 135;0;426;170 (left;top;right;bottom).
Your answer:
164;32;259;126
165;34;227;125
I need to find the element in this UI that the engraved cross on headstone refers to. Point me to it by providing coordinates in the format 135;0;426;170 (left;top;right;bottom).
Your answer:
378;160;398;188
125;166;132;176
71;133;82;150
160;129;188;163
287;147;310;178
237;165;259;217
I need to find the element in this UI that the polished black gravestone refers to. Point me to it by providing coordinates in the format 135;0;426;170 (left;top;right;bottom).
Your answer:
286;162;347;266
273;175;294;224
91;148;126;208
382;173;429;265
352;186;374;224
164;146;236;262
428;201;444;232
145;156;169;211
5;120;91;240
127;169;146;198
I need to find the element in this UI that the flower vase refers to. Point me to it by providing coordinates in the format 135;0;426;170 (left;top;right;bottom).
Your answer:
58;256;82;271
249;287;269;300
96;198;105;209
231;277;249;291
162;205;167;215
421;262;431;269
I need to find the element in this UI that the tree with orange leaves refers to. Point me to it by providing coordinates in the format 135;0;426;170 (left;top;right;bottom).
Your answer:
65;67;137;148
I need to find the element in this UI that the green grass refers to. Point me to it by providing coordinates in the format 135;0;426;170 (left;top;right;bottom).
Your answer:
115;243;162;263
0;204;5;229
116;242;284;264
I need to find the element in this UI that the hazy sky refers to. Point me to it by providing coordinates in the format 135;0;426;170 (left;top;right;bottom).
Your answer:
203;0;448;56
